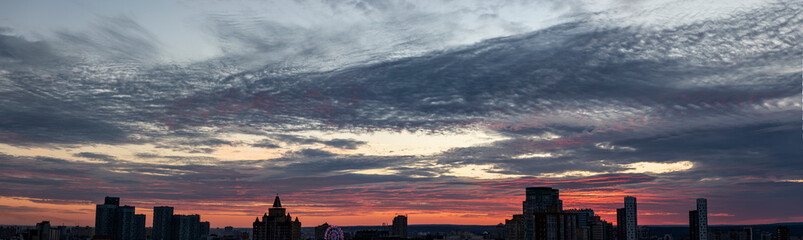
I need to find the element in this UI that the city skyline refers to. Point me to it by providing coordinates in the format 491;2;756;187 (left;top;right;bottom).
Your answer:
1;0;802;228
2;190;784;229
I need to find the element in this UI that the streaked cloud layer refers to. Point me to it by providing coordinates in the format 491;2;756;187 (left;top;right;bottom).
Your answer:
0;0;801;227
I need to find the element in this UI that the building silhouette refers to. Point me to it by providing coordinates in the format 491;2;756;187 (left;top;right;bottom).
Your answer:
314;223;330;240
565;209;595;240
253;195;301;240
775;226;790;240
34;221;51;240
95;197;119;239
563;209;612;240
619;208;632;240
743;228;753;240
506;214;524;240
94;198;207;240
522;187;563;240
94;197;144;240
152;206;208;240
689;211;699;240
520;187;582;240
153;207;174;240
533;212;577;240
623;197;637;240
171;214;200;240
354;230;391;240
616;198;637;240
496;223;506;240
689;199;708;240
508;187;615;240
200;222;210;239
118;206;136;240
638;226;649;240
523;187;562;214
710;228;752;240
589;215;614;240
392;215;408;239
133;215;145;240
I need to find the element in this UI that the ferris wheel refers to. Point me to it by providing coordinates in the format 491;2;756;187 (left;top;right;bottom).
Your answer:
324;226;344;240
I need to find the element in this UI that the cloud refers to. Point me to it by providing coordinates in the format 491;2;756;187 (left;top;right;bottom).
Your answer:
157;1;801;137
0;33;62;66
710;213;735;217
1;1;798;147
73;152;117;162
296;149;338;158
0;109;129;145
55;16;163;62
266;134;367;150
252;139;281;149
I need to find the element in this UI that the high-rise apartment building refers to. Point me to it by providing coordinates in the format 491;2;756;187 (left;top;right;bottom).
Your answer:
94;197;142;240
624;197;637;240
96;197;119;238
523;187;562;214
496;223;507;240
697;199;708;240
523;187;563;240
118;206;136;240
775;226;790;240
710;228;752;240
105;197;120;206
506;215;525;240
690;211;700;240
616;208;626;240
689;198;708;240
589;216;614;240
253;195;301;240
565;209;595;240
532;212;577;240
34;221;51;240
153;207;174;240
520;187;581;240
743;227;753;240
760;232;772;240
171;214;200;240
392;215;408;239
94;198;207;240
314;223;330;240
134;214;146;240
200;222;210;238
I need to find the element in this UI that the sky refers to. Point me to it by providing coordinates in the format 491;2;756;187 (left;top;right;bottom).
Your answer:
0;0;801;228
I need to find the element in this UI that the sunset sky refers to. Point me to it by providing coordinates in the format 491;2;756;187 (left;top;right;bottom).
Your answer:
0;0;801;228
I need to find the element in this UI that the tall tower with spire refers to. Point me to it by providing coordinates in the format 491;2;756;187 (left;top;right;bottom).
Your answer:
253;195;301;240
